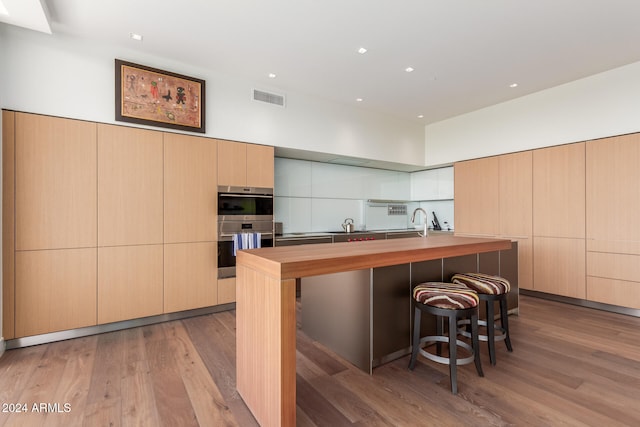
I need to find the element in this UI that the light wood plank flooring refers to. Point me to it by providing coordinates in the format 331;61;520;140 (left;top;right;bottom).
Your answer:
1;295;640;426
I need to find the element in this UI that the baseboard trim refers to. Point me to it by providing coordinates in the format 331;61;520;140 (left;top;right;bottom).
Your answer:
6;303;236;349
520;289;640;318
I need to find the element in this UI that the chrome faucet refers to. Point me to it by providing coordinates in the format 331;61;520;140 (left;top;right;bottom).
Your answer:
410;208;429;237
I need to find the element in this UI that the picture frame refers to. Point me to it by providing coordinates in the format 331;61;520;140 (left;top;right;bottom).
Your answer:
115;59;205;133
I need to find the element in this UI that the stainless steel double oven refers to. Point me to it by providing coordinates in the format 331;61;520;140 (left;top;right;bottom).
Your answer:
217;186;274;279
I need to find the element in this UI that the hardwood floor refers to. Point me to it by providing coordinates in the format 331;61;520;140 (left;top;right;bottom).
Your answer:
1;295;640;426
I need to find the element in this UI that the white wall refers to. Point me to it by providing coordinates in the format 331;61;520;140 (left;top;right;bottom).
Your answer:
0;25;425;166
424;60;640;167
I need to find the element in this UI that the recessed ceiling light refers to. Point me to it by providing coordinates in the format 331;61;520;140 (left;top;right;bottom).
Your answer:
405;67;414;73
356;98;363;102
417;115;424;119
357;47;368;54
510;83;518;88
268;73;277;79
129;32;143;41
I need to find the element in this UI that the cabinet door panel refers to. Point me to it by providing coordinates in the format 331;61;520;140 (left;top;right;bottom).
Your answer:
533;143;585;238
586;133;640;242
499;151;532;237
454;157;499;236
218;277;236;304
16;113;97;250
533;237;585;298
164;133;217;243
587;277;640;310
247;144;274;188
16;248;97;337
98;124;163;246
98;245;163;324
164;242;217;312
587;251;640;283
217;139;247;186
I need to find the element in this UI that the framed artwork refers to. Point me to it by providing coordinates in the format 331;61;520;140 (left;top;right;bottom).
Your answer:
115;59;205;133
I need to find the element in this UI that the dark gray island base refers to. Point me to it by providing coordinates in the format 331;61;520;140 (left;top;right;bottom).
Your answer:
301;241;519;373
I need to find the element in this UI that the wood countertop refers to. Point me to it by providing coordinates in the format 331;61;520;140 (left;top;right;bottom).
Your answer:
237;235;511;279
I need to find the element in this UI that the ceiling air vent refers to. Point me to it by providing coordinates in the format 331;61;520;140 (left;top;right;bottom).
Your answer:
253;89;285;107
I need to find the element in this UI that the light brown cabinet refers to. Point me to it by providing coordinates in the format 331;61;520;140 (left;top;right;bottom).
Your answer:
98;124;163;246
247;144;275;188
585;134;640;308
586;133;640;242
163;134;218;312
164;133;217;243
218;277;236;304
532;143;585;298
98;245;163;324
533;143;585;238
454;156;500;236
533;237;586;299
164;242;217;312
15;113;97;250
218;139;274;188
4;111;267;340
16;248;97;337
454;152;533;290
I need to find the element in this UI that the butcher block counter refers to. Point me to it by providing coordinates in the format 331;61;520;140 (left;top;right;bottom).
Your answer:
236;235;513;426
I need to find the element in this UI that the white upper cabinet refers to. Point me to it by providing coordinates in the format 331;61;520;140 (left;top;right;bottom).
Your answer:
411;167;453;200
274;158;312;197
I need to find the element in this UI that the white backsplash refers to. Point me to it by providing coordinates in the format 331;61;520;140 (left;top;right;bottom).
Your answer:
274;158;454;234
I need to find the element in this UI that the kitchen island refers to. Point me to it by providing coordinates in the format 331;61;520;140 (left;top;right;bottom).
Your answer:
236;235;512;426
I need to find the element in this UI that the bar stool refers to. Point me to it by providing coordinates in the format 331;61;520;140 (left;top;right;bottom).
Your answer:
408;282;484;394
451;273;513;365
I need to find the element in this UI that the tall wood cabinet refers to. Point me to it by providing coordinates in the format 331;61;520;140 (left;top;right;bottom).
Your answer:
164;133;218;312
454;156;499;236
97;124;163;246
454;152;533;290
15;113;97;251
97;124;164;323
217;139;274;188
3;111;258;339
11;113;98;337
532;143;586;298
586;134;640;308
499;152;533;290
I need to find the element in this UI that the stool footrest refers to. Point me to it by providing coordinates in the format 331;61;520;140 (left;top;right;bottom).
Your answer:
416;336;476;366
457;319;508;343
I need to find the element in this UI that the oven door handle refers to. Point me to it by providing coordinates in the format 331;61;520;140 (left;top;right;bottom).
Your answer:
220;193;273;199
219;232;274;240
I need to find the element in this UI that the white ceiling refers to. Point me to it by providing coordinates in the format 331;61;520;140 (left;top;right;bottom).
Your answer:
3;0;640;126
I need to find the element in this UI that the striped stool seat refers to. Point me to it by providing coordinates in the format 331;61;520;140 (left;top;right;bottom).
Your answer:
413;282;479;309
409;282;483;394
451;273;513;365
451;272;510;295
